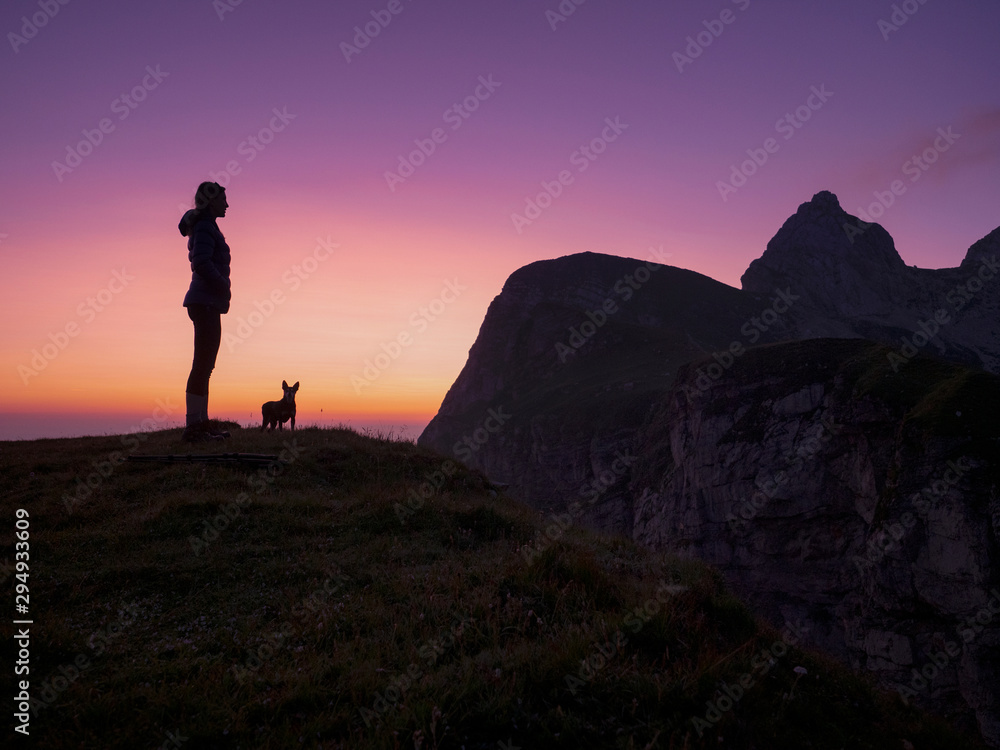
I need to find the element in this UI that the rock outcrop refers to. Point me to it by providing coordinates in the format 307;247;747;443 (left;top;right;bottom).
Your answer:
418;191;1000;744
631;338;1000;744
420;253;799;531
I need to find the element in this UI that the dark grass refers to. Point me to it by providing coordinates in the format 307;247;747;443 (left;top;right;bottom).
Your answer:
0;424;988;749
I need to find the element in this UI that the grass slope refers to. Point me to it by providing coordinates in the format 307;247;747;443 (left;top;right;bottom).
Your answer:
1;424;987;749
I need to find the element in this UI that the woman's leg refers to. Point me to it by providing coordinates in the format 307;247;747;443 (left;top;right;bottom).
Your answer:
185;305;222;427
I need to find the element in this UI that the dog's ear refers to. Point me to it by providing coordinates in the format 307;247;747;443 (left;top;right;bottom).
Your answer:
282;380;288;388
292;381;299;390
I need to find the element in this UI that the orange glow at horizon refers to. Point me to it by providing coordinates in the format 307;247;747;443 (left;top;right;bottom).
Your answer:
4;184;984;437
3;0;998;442
0;202;535;427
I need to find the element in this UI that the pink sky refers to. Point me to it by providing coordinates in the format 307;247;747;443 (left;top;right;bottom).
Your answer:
2;0;998;440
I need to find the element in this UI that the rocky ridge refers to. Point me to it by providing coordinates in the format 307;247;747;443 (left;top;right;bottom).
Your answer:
418;191;1000;744
631;339;1000;744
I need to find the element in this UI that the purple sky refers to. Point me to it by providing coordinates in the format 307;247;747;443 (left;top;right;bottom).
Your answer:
2;0;998;439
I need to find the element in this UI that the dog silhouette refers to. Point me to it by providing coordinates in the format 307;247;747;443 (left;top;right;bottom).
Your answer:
261;380;298;431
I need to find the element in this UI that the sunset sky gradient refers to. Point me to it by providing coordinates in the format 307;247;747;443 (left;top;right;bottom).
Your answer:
2;0;998;440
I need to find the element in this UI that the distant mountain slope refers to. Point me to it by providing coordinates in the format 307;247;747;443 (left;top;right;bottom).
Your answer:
418;191;1000;745
419;251;799;529
422;193;1000;510
742;190;1000;371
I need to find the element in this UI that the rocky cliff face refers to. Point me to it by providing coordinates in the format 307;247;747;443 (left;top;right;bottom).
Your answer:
418;191;1000;744
630;338;1000;744
420;252;800;532
421;192;1000;526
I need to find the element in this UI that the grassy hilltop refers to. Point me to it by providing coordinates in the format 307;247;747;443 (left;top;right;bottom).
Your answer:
1;424;988;749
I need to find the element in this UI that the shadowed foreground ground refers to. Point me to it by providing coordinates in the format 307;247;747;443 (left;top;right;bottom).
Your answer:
1;424;989;749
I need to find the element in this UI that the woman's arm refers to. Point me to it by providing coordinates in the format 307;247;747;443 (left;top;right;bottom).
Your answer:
190;224;230;296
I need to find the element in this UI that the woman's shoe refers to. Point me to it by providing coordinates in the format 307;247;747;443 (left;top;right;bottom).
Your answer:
181;422;226;443
203;419;232;439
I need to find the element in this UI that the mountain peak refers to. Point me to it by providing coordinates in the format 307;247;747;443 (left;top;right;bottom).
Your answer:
962;226;1000;270
740;190;907;316
804;189;844;214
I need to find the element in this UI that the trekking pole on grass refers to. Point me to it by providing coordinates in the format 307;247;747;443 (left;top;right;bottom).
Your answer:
126;453;285;467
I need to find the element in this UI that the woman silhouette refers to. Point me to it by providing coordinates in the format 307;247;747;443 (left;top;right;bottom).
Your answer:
178;181;231;442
